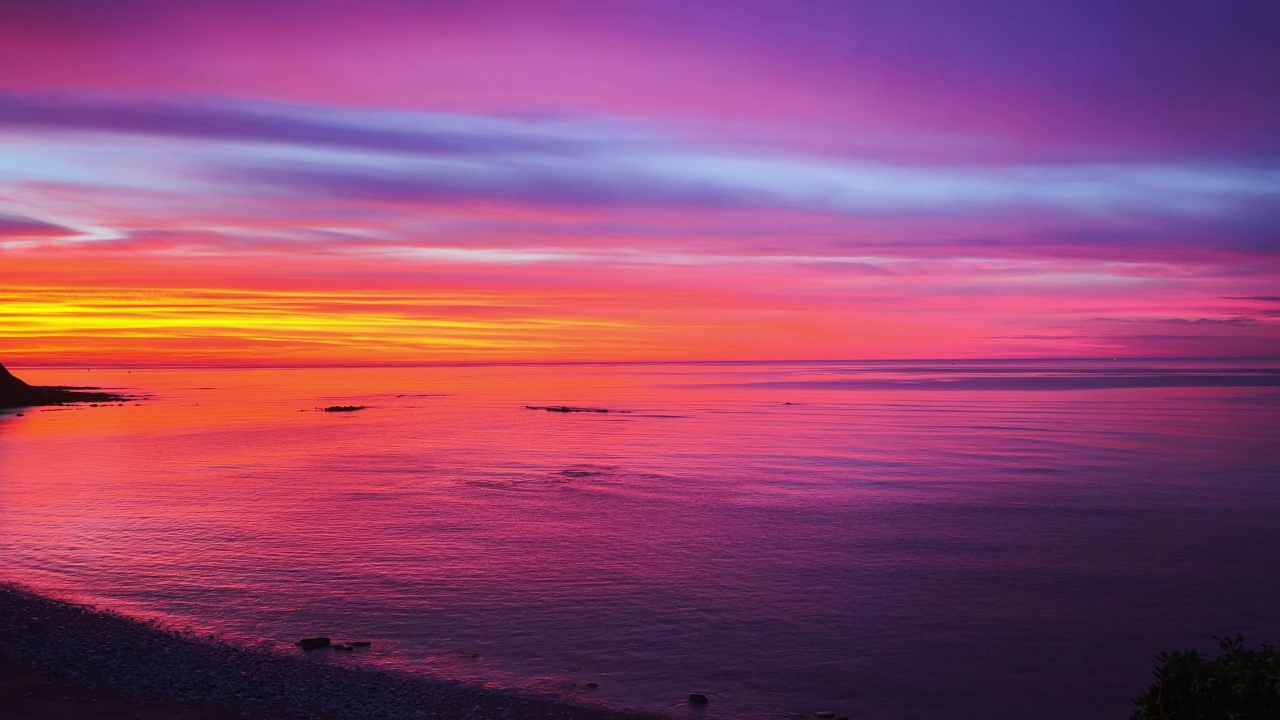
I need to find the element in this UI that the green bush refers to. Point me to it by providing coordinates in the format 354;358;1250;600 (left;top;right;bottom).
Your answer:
1132;635;1280;720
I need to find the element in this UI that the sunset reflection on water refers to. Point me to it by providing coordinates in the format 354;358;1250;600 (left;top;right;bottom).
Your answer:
2;361;1278;719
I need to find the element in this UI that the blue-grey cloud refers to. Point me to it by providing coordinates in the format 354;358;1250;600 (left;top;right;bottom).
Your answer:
221;149;1280;223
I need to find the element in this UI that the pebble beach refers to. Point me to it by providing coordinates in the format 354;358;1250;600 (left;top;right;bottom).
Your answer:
0;584;667;720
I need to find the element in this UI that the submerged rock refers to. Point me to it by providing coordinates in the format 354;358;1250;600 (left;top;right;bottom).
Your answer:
320;405;366;413
688;693;709;704
351;641;372;648
297;637;331;650
525;405;613;413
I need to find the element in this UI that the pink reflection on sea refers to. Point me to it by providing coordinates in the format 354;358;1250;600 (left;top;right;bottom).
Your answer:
2;361;1279;719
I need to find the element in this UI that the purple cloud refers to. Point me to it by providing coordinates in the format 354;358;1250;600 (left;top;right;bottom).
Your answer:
0;92;597;158
1092;317;1261;327
718;371;1280;392
0;213;76;237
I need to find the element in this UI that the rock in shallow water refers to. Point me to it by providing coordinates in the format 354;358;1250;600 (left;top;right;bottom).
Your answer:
688;693;709;704
297;637;331;650
524;405;613;413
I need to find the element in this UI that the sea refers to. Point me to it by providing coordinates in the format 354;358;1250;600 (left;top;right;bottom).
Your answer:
1;360;1278;720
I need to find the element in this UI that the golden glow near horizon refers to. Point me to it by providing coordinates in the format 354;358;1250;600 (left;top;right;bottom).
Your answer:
0;284;653;364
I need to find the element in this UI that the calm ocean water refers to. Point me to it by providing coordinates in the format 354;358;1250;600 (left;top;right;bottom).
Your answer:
2;360;1278;719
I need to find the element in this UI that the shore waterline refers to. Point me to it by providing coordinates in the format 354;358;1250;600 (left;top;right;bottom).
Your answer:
2;361;1279;719
0;583;662;720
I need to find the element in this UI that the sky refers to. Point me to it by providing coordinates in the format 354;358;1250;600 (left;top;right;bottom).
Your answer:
1;0;1278;365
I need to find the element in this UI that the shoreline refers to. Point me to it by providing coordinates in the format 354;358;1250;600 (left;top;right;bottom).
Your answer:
0;583;668;720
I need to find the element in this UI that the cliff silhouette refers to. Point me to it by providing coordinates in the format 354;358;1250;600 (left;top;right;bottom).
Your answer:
0;362;127;409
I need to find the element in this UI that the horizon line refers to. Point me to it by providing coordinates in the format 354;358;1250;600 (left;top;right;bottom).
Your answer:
7;356;1280;371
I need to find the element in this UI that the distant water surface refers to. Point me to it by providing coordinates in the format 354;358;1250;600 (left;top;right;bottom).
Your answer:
1;360;1278;720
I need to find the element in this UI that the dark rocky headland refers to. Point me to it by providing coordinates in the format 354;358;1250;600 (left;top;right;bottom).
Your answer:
0;361;129;409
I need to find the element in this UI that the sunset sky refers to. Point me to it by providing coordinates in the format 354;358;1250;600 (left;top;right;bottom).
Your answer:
2;0;1278;365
